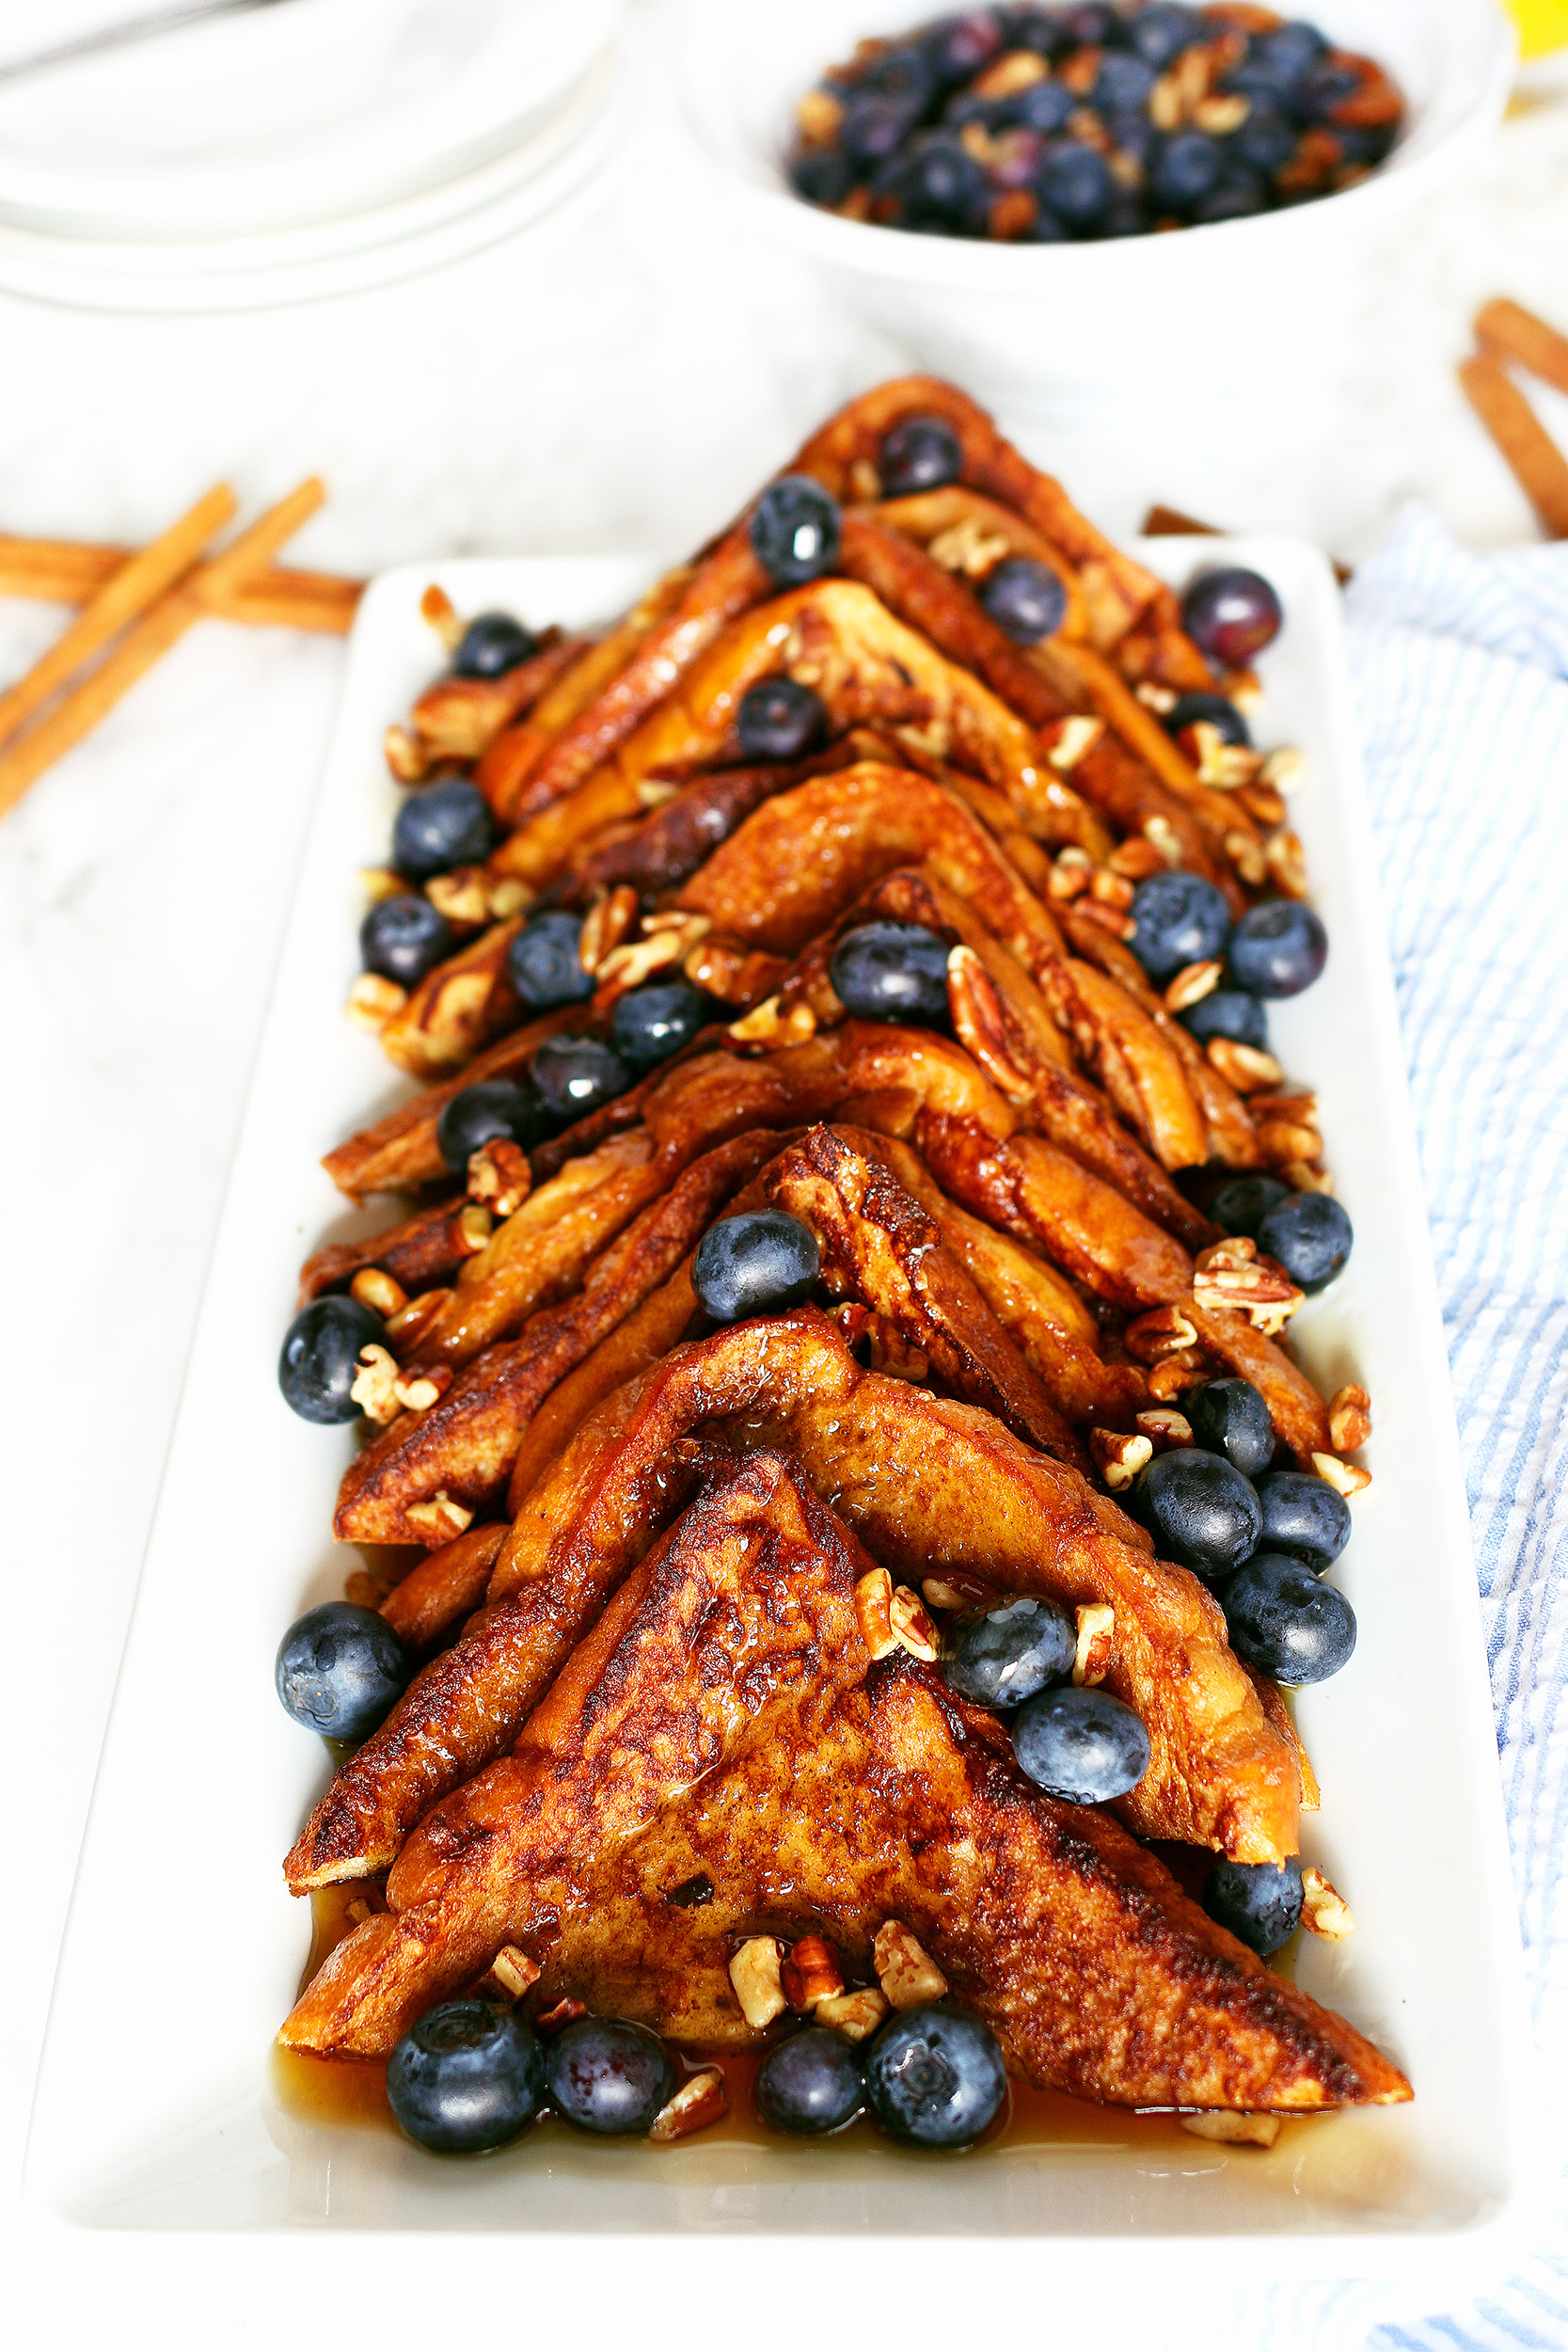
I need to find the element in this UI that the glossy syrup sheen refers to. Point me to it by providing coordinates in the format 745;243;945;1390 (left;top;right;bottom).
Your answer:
271;1884;1295;2161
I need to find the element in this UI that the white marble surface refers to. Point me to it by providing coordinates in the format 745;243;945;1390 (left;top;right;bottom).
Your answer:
4;4;1568;2336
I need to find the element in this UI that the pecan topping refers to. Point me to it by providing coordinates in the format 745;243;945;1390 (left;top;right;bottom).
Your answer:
854;1567;897;1661
1300;1866;1354;1941
1206;1037;1284;1094
874;1920;948;2010
350;1344;401;1425
890;1584;940;1661
1311;1451;1371;1499
1328;1384;1371;1453
345;974;407;1033
1073;1602;1116;1688
946;945;1034;1100
467;1138;532;1219
649;2068;728;2144
1164;959;1222;1012
1090;1428;1153;1491
350;1266;407;1318
728;1936;787;2031
816;1988;891;2042
782;1934;847;2011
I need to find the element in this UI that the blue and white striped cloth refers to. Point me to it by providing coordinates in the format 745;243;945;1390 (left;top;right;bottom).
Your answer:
1242;507;1568;2349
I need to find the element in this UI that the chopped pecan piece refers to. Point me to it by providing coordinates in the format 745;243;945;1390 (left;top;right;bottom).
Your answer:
350;1344;401;1426
1073;1602;1116;1687
782;1934;847;2012
649;2069;728;2143
467;1138;532;1219
1090;1428;1153;1491
1300;1867;1354;1941
1311;1451;1371;1499
728;1936;787;2030
890;1585;940;1662
854;1567;897;1661
874;1920;948;2010
816;1989;891;2042
350;1267;408;1318
1328;1384;1371;1454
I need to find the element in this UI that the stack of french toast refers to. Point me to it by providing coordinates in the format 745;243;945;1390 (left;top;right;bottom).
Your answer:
277;376;1409;2136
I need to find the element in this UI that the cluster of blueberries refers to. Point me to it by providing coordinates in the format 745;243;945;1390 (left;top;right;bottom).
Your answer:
790;5;1402;241
382;1991;1008;2154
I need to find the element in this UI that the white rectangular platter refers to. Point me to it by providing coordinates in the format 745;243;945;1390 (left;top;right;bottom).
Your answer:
25;543;1533;2277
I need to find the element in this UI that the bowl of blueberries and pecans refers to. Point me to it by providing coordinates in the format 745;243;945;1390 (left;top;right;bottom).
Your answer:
787;6;1408;244
678;0;1512;427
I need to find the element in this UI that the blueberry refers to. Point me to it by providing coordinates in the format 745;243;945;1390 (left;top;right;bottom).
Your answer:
1202;1856;1304;1956
1129;869;1231;980
751;476;843;587
1063;4;1121;44
996;8;1069;60
1297;60;1360;123
1012;1685;1151;1802
387;1999;545;2153
451;612;536;680
1223;1552;1356;1683
506;909;594;1010
436;1077;549;1172
978;556;1068;644
1180;565;1283;663
879;413;964;496
360;893;454;988
277;1295;384;1423
942;1597;1076;1708
854;41;938;112
1254;22;1328;87
610;980;711;1070
1222;62;1298;113
1104;107;1156;167
1187;1377;1275;1479
756;2027;865;2135
736;675;826;760
831;919;950;1024
895;134;988;230
924;12;1005;87
1127;4;1200;68
1164;690;1251;747
791;146;855;206
1025;205;1071;241
1227;900;1326;997
1255;1469;1351;1566
1095;52;1155;111
531;1034;631;1122
1232;110;1298;176
392;780;498;882
692;1210;821;1324
1208;1171;1290;1237
546;2016;677;2136
1336;122;1397;167
1190;169;1269;224
1140;1447;1261;1585
276;1600;409;1740
1038;139;1113;230
842;91;922;169
1148;130;1224;212
1180;990;1268;1050
1256;1191;1353;1292
1013;78;1074;134
864;2004;1006;2148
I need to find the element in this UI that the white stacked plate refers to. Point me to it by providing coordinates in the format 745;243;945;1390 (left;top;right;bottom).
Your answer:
0;0;629;310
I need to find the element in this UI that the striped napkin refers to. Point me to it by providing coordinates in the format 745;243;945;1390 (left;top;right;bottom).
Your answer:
1244;507;1568;2348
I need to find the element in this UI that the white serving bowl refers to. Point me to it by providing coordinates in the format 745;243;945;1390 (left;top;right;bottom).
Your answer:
676;0;1513;501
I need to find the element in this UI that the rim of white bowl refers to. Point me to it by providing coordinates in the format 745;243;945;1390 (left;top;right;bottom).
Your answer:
675;0;1516;287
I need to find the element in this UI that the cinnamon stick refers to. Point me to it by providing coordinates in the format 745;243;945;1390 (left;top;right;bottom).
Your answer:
0;478;326;821
0;532;362;634
0;483;235;748
1458;353;1568;539
1475;297;1568;404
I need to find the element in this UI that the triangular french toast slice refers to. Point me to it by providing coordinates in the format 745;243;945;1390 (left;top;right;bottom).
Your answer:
539;1656;1408;2114
280;1450;871;2054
